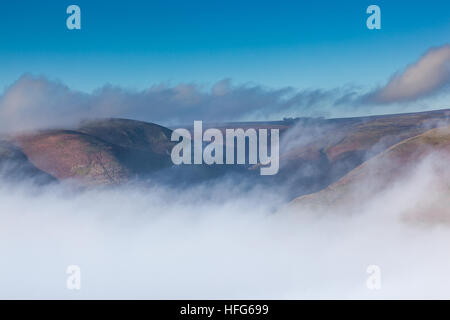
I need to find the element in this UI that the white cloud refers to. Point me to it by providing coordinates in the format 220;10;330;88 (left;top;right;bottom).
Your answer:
0;153;450;299
367;44;450;103
0;75;342;133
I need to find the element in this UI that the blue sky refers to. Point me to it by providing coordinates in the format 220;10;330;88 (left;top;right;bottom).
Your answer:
0;0;448;92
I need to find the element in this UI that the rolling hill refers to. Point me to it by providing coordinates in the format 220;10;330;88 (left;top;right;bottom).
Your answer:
11;119;175;186
290;125;450;214
1;109;449;190
269;108;450;198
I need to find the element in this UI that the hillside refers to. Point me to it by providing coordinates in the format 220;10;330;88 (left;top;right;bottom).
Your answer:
290;125;450;213
14;130;130;185
0;140;55;184
1;109;449;188
270;108;450;198
11;119;175;186
79;119;174;176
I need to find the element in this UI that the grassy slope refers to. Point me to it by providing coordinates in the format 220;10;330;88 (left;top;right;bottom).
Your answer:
3;108;450;188
274;109;450;198
290;125;450;210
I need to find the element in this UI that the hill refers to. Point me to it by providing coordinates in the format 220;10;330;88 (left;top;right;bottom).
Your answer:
271;108;450;198
2;109;449;189
290;125;450;213
0;140;56;184
12;119;175;186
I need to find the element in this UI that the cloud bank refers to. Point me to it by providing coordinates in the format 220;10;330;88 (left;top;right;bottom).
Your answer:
366;44;450;104
0;152;450;299
0;75;345;133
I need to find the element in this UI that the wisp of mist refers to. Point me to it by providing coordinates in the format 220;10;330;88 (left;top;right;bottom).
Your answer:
0;153;450;299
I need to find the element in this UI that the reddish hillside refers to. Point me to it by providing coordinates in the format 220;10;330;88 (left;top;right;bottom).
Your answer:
14;130;129;185
10;119;176;186
2;109;449;189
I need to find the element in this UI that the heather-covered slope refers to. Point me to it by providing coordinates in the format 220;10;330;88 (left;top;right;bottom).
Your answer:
12;119;175;186
290;125;450;212
14;130;130;185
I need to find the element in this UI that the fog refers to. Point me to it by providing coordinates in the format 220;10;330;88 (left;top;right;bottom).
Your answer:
0;150;449;300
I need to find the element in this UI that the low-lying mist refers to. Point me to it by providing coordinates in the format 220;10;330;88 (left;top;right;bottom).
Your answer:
0;153;450;299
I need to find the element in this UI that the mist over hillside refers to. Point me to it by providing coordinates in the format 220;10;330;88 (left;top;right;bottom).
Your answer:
1;108;450;298
2;108;449;197
0;0;448;303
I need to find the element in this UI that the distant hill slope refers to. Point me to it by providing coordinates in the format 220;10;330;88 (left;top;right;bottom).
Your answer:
290;125;450;211
79;118;173;154
79;119;174;176
1;109;449;188
270;108;450;198
12;119;175;186
14;130;130;185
